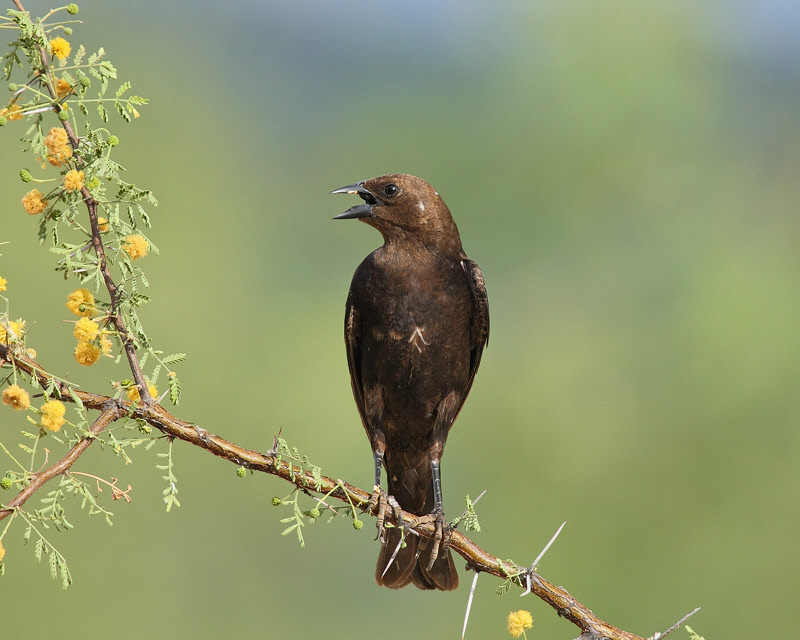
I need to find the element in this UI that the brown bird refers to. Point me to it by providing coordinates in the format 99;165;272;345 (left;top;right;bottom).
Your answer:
332;174;489;590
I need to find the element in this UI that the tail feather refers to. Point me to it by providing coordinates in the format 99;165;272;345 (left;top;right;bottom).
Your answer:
375;456;459;591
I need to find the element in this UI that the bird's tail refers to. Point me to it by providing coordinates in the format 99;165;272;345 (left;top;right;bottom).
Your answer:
375;457;459;591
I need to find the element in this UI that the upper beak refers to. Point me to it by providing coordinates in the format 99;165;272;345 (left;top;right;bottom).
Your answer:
330;181;380;219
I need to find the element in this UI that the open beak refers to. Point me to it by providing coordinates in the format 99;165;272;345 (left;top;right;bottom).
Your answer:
330;181;381;219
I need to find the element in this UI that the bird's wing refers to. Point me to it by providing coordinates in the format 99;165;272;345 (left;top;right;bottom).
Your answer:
462;258;490;396
344;288;368;427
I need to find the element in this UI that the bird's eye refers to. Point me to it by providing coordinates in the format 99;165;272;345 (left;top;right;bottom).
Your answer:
383;183;399;197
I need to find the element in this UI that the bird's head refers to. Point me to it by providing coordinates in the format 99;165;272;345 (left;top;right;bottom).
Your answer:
331;173;463;257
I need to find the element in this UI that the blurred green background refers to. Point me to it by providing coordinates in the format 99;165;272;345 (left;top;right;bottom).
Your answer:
2;1;799;638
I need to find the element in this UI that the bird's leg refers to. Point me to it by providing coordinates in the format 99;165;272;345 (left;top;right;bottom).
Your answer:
409;458;451;569
368;448;394;543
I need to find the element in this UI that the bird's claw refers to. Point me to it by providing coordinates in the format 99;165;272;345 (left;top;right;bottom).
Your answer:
369;486;402;543
409;509;451;570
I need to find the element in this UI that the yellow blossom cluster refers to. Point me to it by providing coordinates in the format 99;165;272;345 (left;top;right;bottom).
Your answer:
0;540;5;563
63;169;84;192
22;189;48;215
74;340;100;366
73;317;99;341
55;77;72;98
0;103;23;121
2;384;30;411
71;313;113;365
97;217;110;233
0;319;24;345
0;276;6;292
41;400;66;432
127;384;157;403
66;288;95;317
49;37;71;61
43;126;72;166
507;610;533;638
122;234;148;261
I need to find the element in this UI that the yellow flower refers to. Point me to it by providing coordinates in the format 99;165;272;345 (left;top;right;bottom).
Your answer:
26;348;37;359
63;169;84;192
2;384;30;411
73;317;99;341
0;320;24;345
22;189;48;215
74;340;100;366
0;276;6;292
0;540;5;562
97;217;110;233
41;400;66;432
55;77;72;97
122;234;148;261
127;384;157;403
66;288;95;317
0;104;23;121
50;37;71;61
507;610;533;638
43;127;72;166
100;334;113;357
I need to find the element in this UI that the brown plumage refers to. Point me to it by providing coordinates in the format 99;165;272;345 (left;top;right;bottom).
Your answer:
332;174;489;591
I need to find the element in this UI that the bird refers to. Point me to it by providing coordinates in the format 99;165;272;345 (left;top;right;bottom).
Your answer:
331;173;489;590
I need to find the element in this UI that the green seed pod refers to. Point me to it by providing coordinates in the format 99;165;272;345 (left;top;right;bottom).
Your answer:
353;519;363;530
8;83;18;92
58;109;69;121
309;508;321;519
107;134;119;147
271;497;282;506
0;477;12;490
63;27;73;35
236;466;246;477
67;4;79;14
20;169;32;182
0;117;7;127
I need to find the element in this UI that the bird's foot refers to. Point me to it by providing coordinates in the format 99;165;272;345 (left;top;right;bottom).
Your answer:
409;509;451;570
369;485;402;543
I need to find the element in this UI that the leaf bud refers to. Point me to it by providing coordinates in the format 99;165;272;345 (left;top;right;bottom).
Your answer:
107;134;119;147
353;518;363;530
236;466;246;477
20;169;32;182
0;477;12;490
271;497;282;506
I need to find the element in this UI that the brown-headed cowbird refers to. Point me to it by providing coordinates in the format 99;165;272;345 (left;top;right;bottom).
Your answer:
332;174;489;590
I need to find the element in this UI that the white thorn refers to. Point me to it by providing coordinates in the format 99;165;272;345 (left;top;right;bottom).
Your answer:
530;521;566;571
461;571;480;640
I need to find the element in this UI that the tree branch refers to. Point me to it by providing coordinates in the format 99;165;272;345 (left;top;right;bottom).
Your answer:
0;342;668;640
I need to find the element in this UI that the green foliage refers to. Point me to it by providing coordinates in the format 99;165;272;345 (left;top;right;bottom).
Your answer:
155;437;180;512
450;493;481;532
270;438;365;546
685;626;705;640
0;4;185;588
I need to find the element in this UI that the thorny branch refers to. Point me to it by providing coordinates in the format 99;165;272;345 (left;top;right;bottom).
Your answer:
10;0;152;404
0;343;688;640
